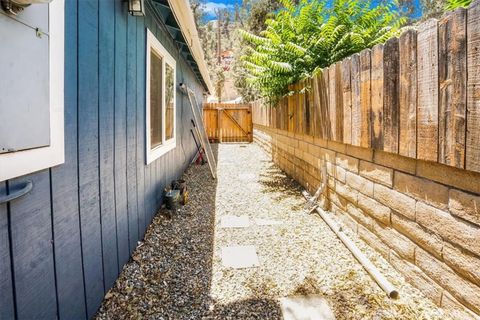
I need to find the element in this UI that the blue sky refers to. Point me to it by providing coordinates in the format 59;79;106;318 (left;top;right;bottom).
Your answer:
203;0;423;20
202;0;241;20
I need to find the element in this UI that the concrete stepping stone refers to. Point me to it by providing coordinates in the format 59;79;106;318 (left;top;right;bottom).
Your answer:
238;173;256;181
220;215;250;228
221;245;260;269
254;218;282;226
279;295;335;320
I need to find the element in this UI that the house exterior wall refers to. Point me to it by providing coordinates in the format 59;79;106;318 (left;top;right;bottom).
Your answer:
254;124;480;318
0;0;206;319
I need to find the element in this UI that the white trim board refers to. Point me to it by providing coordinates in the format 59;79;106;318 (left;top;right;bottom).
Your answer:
145;28;177;164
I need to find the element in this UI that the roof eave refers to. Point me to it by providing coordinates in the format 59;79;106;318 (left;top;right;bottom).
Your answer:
167;0;214;94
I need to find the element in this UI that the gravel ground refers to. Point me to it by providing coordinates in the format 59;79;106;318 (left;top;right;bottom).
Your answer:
96;143;463;320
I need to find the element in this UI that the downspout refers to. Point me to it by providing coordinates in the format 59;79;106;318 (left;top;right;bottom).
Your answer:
302;167;399;299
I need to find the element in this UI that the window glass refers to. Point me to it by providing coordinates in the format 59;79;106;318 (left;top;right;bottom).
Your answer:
150;50;163;149
165;63;175;141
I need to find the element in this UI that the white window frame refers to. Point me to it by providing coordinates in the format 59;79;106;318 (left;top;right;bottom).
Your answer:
0;0;65;182
146;28;177;164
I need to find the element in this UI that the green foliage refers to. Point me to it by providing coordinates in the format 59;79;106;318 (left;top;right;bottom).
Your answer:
240;0;406;100
233;0;282;102
445;0;472;10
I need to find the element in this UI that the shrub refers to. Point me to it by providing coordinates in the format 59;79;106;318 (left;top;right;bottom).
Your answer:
445;0;472;10
240;0;406;101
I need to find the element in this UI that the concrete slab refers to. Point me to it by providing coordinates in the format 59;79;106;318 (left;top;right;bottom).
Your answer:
254;218;282;226
279;295;335;320
238;173;256;181
221;245;260;269
220;215;250;228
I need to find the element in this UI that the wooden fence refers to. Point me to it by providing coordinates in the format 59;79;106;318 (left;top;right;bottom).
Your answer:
253;3;480;173
203;103;253;143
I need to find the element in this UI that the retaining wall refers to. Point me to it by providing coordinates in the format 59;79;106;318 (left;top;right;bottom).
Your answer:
254;124;480;317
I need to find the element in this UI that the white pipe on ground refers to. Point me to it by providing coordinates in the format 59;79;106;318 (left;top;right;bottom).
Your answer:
301;190;399;299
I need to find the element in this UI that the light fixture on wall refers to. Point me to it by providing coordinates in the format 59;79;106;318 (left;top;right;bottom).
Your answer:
128;0;144;16
0;0;51;15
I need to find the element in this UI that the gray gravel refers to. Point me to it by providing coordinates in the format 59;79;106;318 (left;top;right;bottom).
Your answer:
96;143;462;320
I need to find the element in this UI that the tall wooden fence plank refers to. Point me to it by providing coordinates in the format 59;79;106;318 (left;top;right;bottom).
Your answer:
371;44;384;149
297;81;305;134
439;8;467;168
383;38;400;153
438;8;467;168
288;84;295;132
78;0;105;316
313;73;324;138
98;0;119;292
360;49;372;148
278;98;283;131
271;98;277;130
307;78;314;135
351;54;361;146
0;182;14;319
399;29;417;158
329;66;337;140
342;58;352;144
467;1;480;172
323;68;331;139
335;63;344;141
276;98;280;131
303;80;309;135
321;70;330;139
417;19;439;162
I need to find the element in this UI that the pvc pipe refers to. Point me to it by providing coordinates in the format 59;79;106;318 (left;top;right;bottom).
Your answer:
302;190;399;299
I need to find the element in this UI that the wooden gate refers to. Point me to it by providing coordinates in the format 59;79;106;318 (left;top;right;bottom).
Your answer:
203;103;253;143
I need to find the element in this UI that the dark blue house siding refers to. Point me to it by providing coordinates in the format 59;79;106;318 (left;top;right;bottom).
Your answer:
0;0;206;319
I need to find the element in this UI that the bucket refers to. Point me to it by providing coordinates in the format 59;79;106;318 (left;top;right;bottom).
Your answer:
165;189;181;210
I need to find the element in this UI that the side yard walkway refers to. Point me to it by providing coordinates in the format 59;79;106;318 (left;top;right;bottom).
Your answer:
96;143;458;319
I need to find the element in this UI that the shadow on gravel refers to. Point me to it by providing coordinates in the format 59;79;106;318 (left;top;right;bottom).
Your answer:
95;145;221;319
208;298;282;319
258;164;303;204
291;276;322;296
